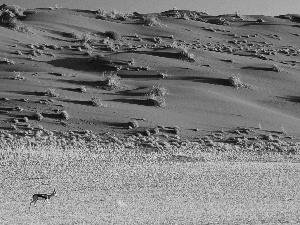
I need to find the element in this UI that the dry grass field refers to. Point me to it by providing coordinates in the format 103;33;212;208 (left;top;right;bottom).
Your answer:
1;4;300;224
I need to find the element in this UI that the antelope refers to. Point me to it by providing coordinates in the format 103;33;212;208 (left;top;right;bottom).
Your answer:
29;189;57;210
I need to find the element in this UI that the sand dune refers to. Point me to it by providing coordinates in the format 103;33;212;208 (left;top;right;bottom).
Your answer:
1;6;300;136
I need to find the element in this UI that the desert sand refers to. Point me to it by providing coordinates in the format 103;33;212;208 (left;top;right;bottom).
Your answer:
1;5;300;224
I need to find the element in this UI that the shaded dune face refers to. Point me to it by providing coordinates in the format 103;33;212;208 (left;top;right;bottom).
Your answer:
1;5;300;137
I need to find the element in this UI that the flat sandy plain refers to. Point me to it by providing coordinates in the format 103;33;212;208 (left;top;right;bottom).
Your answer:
1;5;300;224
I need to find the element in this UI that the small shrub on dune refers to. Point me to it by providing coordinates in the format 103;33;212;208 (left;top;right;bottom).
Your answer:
83;50;93;56
147;85;169;97
81;32;92;44
128;120;139;128
90;96;106;107
146;94;166;107
95;8;108;20
145;85;167;107
271;63;283;73
144;129;151;136
141;16;163;27
157;72;171;78
15;50;23;55
153;37;162;44
44;88;59;97
30;49;43;57
60;110;70;120
228;76;247;89
104;31;121;40
153;127;160;135
13;72;25;80
102;72;121;89
78;86;87;93
256;18;264;23
33;112;43;121
0;9;15;24
12;5;26;17
174;126;180;135
0;9;33;33
96;9;129;21
68;31;82;39
178;47;196;62
15;106;23;112
1;57;15;64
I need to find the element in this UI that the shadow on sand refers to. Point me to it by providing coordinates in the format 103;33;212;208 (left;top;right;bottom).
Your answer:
242;66;274;71
47;57;115;72
177;76;232;86
281;96;300;104
106;122;130;129
60;99;92;106
112;98;152;106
